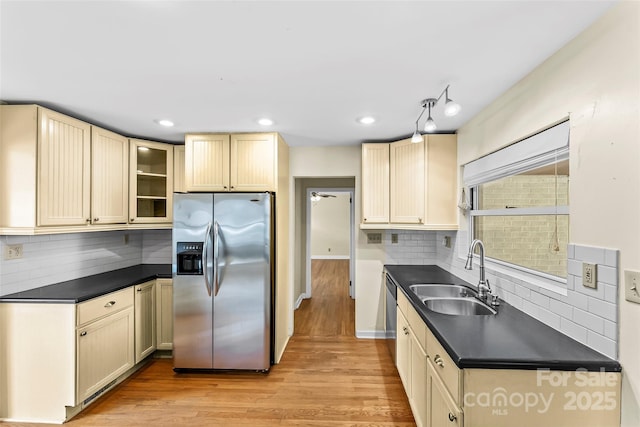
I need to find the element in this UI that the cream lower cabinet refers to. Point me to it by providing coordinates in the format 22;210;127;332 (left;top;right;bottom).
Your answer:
134;280;156;363
396;291;429;427
156;278;174;350
395;291;622;427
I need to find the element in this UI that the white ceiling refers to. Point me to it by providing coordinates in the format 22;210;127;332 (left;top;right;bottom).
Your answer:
0;0;616;146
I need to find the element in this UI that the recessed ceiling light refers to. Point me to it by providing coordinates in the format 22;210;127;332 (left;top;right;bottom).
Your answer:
258;118;274;126
357;116;376;125
155;119;174;127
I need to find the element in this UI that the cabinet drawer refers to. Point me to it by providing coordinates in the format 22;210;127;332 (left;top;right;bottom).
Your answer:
407;303;427;352
77;287;134;326
427;328;461;404
397;290;409;316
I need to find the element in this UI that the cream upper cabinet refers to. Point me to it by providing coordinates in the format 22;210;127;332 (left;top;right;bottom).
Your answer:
425;134;457;228
184;133;277;192
129;139;174;224
38;108;92;226
173;145;186;193
360;134;457;230
185;134;230;191
390;138;425;224
91;126;128;224
134;280;156;363
361;143;390;223
230;133;276;191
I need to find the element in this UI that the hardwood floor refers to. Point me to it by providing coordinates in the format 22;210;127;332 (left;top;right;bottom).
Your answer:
8;260;413;426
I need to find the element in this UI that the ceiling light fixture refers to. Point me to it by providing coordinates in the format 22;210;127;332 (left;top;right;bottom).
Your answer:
258;118;274;126
357;116;376;125
411;85;461;141
155;119;174;127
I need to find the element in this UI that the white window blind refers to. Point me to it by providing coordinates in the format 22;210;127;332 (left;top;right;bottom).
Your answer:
463;120;569;187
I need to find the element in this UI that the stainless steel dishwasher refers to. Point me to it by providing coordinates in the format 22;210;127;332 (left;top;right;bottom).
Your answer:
384;272;397;363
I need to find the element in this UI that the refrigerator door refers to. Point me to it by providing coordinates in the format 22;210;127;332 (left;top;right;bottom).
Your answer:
173;193;214;369
213;193;272;370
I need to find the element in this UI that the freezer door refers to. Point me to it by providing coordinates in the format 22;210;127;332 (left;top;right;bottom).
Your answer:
173;193;214;369
213;193;272;370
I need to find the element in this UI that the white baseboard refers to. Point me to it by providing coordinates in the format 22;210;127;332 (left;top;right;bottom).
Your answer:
310;255;350;260
355;330;387;339
294;293;308;309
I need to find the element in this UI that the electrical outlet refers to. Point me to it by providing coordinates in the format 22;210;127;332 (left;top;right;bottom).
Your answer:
123;233;130;245
624;270;640;304
367;233;382;244
5;244;23;260
442;236;451;248
583;263;597;289
391;233;398;244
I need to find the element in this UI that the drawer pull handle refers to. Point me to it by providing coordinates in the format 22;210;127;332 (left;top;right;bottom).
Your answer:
137;288;142;292
80;331;87;337
434;355;444;368
104;301;116;308
448;412;457;422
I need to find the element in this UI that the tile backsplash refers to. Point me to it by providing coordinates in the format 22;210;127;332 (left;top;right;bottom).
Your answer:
436;230;619;359
0;229;173;296
384;230;437;265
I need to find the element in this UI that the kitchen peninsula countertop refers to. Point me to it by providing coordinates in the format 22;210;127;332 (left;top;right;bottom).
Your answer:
385;264;621;372
0;264;172;304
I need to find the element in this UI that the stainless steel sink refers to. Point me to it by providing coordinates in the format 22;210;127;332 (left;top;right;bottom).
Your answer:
422;297;497;316
409;284;476;298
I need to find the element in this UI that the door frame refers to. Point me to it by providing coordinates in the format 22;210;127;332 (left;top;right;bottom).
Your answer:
305;187;356;299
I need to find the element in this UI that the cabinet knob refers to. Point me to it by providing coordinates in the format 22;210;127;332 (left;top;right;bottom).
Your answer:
130;218;135;222
434;355;444;367
137;288;142;292
94;218;99;222
230;186;235;189
86;218;90;223
364;218;367;222
80;331;87;337
223;186;227;189
448;413;457;422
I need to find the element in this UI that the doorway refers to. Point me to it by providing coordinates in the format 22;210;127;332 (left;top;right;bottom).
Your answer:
292;178;356;337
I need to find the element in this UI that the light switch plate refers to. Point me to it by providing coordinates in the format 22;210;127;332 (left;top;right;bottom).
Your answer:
367;233;382;244
4;244;23;260
624;270;640;304
582;263;597;289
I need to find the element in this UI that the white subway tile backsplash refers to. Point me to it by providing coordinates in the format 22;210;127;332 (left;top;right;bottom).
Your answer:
575;245;606;264
561;318;588;343
0;230;168;296
567;259;582;276
604;320;617;341
549;299;573;319
587;298;617;322
586;331;617;359
530;291;550;309
597;265;617;286
604;249;618;268
538;307;561;330
603;284;618;304
566;290;589;311
573;308;605;335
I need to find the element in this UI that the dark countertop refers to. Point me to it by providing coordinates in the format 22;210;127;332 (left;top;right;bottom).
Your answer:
0;264;172;304
384;265;621;372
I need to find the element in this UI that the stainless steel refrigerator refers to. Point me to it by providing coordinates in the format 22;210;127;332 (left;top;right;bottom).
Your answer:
172;192;274;371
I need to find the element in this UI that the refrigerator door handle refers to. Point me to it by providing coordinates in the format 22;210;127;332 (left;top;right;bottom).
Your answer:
213;221;221;296
203;221;213;297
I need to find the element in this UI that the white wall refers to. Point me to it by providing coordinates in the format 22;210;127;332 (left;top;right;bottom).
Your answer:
454;3;640;424
310;193;351;258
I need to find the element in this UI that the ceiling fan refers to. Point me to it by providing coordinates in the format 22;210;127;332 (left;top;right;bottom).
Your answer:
310;191;337;202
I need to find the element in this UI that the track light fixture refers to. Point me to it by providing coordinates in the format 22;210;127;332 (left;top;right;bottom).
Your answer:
411;85;461;142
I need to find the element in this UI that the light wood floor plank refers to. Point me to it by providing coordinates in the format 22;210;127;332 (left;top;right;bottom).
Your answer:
7;260;413;426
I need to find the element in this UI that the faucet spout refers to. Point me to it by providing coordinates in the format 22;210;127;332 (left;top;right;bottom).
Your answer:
465;239;491;299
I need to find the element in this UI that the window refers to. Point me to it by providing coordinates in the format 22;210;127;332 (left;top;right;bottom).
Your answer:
464;121;569;280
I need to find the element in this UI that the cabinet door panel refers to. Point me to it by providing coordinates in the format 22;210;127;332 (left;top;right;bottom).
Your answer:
396;309;411;393
425;135;457;227
410;333;428;427
185;134;230;191
38;109;91;226
174;145;186;193
427;358;462;427
91;127;128;224
361;143;390;223
76;307;134;403
390;138;424;223
134;281;156;363
156;279;174;350
129;139;173;223
230;134;276;191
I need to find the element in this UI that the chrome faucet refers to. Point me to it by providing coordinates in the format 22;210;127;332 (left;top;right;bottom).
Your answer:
465;239;493;301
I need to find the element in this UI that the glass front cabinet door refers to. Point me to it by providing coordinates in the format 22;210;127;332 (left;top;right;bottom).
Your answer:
129;139;174;223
